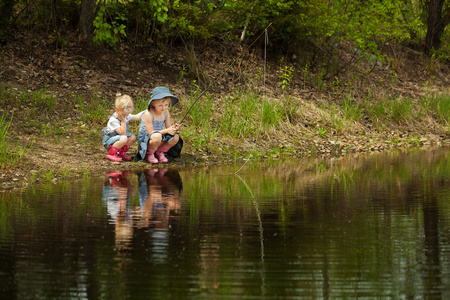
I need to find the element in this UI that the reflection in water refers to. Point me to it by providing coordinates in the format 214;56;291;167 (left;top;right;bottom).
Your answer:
102;171;133;250
138;168;182;263
102;169;182;255
236;174;266;297
3;148;450;298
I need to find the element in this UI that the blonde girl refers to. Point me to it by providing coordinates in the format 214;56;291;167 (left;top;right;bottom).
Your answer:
102;94;144;162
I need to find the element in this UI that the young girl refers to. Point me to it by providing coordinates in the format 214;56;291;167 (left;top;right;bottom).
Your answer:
137;86;180;164
102;94;144;162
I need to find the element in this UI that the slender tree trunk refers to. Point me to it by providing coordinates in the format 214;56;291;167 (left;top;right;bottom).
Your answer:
240;0;258;43
78;0;96;41
424;0;450;54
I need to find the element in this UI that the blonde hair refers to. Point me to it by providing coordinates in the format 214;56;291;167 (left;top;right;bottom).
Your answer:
115;93;134;112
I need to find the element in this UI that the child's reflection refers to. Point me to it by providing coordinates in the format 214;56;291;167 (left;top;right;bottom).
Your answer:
102;171;133;250
138;168;182;228
102;169;182;257
138;168;182;262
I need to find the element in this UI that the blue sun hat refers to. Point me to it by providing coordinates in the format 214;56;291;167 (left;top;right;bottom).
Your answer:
148;86;179;109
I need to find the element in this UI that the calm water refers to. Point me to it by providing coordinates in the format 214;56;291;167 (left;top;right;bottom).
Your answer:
2;148;450;299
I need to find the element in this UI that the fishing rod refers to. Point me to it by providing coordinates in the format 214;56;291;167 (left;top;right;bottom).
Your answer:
178;23;273;124
234;28;269;175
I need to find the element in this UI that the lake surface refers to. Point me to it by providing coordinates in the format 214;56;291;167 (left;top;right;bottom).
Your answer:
1;148;450;299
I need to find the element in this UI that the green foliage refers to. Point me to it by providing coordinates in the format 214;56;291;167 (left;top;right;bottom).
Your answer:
322;0;422;54
5;0;449;61
169;0;219;39
93;4;128;48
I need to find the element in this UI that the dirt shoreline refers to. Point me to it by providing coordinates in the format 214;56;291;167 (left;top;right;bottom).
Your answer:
2;129;449;192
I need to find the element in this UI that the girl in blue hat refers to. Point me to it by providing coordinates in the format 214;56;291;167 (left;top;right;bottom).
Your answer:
136;86;181;163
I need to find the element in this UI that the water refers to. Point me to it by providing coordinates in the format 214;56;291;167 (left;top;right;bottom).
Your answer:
2;148;450;299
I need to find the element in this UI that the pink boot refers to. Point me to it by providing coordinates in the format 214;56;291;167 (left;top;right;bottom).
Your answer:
155;144;171;163
145;148;158;164
119;145;132;161
106;146;122;162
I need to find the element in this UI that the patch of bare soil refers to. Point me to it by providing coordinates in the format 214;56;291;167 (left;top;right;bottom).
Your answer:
1;30;450;191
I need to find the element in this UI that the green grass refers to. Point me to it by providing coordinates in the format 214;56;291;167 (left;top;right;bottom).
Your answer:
341;94;362;121
390;96;413;123
0;114;32;169
425;93;450;124
75;92;110;124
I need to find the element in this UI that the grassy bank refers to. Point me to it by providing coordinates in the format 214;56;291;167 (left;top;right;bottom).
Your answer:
1;81;450;173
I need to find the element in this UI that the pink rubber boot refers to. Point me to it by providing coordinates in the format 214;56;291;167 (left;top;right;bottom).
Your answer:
119;145;132;161
145;148;158;164
155;144;171;163
106;146;122;162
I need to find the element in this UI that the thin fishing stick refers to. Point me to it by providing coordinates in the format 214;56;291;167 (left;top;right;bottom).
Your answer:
179;23;272;124
234;28;269;175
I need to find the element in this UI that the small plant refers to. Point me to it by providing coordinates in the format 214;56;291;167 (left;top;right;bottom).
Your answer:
407;135;421;146
83;167;90;179
330;105;344;132
44;170;53;182
318;163;327;172
176;65;188;83
278;57;294;95
302;63;310;89
318;126;327;138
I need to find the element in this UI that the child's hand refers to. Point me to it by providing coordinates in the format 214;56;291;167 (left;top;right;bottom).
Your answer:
168;124;179;135
174;123;181;131
117;114;124;122
115;108;126;121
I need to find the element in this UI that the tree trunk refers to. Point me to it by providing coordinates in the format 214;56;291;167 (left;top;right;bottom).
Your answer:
0;0;15;43
78;0;96;41
240;0;258;43
424;0;450;54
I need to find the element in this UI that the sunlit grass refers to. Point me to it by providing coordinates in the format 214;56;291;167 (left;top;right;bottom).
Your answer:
75;92;110;124
0;114;32;169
